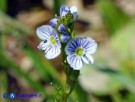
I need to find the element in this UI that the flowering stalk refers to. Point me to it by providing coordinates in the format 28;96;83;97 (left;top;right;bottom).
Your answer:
55;33;79;102
36;5;97;102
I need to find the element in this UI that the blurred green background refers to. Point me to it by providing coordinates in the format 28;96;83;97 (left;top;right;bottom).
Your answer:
0;0;135;102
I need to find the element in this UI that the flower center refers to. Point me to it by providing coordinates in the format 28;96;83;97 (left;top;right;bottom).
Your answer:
75;47;84;57
50;36;56;45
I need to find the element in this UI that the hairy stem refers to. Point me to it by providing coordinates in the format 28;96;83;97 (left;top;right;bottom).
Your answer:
55;23;78;102
55;42;80;102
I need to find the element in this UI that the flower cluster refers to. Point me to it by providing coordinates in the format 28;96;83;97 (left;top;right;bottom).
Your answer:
36;5;97;70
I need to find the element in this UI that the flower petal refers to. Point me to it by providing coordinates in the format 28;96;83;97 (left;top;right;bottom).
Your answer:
36;25;52;40
82;37;97;54
65;38;82;55
72;12;78;20
76;37;82;47
45;45;61;59
37;41;50;50
65;41;76;55
56;39;61;48
49;28;58;38
65;47;75;55
69;38;79;48
70;6;77;13
67;54;83;70
60;5;70;17
70;6;78;20
82;54;94;64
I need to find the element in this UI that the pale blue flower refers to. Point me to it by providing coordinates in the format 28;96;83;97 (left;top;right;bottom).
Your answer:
60;5;78;20
65;37;97;70
60;33;70;42
49;18;58;27
36;25;61;59
58;24;66;32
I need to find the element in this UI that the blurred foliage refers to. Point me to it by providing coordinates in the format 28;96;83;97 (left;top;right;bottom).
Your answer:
0;4;87;101
79;0;135;102
97;0;131;35
0;51;49;97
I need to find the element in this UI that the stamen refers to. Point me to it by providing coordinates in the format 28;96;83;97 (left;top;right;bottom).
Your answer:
50;36;56;45
44;40;47;43
75;47;85;57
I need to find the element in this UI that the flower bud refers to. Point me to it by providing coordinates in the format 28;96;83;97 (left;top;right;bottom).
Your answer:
65;13;74;21
60;33;70;42
58;24;66;32
49;18;58;27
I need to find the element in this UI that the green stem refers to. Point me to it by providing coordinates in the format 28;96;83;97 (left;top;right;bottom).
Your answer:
55;42;80;102
55;20;78;102
55;64;79;102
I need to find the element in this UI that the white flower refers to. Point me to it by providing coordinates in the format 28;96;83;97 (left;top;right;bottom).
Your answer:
65;37;97;70
60;5;78;20
36;25;61;59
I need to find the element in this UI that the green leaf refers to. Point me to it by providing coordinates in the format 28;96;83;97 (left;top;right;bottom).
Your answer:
126;93;135;102
96;66;135;93
109;73;135;93
74;83;88;102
